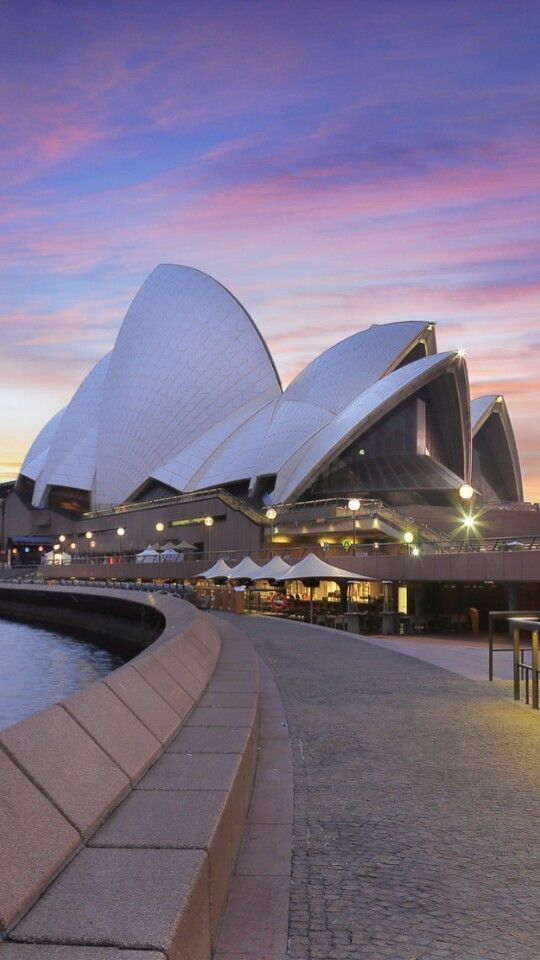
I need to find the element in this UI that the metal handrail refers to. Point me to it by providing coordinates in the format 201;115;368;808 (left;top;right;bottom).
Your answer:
83;487;265;524
508;617;540;709
488;610;540;681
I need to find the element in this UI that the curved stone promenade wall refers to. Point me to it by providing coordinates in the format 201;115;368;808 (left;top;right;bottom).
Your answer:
0;584;260;959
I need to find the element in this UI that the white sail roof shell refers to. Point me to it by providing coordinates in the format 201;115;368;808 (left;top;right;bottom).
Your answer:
19;407;66;481
272;352;466;503
471;395;500;434
32;354;111;506
254;321;434;480
94;265;281;506
471;394;523;501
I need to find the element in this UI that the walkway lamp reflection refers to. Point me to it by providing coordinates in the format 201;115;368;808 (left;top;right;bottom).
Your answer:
348;498;361;553
265;506;277;556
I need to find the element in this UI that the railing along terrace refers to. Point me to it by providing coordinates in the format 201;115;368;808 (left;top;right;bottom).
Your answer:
32;533;540;571
276;497;447;542
83;487;265;524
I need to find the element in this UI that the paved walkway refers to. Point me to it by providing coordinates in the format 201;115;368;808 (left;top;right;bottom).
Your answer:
360;634;515;682
235;615;540;960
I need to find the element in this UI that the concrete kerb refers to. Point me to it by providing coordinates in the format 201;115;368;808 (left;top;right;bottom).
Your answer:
214;654;293;960
0;585;262;958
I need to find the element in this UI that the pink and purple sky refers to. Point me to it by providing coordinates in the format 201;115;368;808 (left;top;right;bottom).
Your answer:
2;0;540;498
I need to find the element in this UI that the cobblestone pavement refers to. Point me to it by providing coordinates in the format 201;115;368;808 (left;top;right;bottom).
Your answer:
237;617;540;960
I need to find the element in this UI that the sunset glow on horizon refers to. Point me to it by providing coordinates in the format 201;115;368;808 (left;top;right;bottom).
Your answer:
2;1;540;499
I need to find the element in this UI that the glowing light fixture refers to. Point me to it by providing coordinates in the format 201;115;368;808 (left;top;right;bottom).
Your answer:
117;527;125;536
85;531;93;540
59;534;66;543
457;348;466;358
155;522;165;533
90;540;96;548
53;543;60;551
70;542;77;550
404;531;414;544
412;546;419;556
265;507;277;521
204;516;214;527
459;483;474;500
463;515;476;529
348;498;361;552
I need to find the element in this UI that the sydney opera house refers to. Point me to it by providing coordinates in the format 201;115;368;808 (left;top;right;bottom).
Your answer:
3;264;537;565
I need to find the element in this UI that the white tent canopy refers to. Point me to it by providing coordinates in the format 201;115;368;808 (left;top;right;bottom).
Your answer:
228;557;262;581
160;548;182;562
283;553;370;624
284;553;370;583
197;558;233;580
176;540;197;551
253;556;292;581
136;546;160;562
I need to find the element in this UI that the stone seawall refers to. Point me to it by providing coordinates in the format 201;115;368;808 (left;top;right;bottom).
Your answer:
0;585;260;959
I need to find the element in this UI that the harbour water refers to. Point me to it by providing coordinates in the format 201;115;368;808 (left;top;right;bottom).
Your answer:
0;617;125;730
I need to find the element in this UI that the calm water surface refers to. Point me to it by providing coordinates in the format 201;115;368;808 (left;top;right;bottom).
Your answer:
0;617;125;730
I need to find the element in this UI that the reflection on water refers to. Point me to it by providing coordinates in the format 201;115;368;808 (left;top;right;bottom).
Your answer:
0;618;125;730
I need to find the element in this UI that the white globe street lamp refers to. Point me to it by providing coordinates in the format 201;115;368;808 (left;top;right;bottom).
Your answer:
459;483;474;501
265;506;277;555
348;498;361;552
204;516;214;562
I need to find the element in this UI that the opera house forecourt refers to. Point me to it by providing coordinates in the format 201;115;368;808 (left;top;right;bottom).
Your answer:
3;264;540;625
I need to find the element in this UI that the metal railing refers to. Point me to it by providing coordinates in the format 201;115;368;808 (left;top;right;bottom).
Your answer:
35;533;540;571
488;610;540;681
508;617;540;709
83;487;265;524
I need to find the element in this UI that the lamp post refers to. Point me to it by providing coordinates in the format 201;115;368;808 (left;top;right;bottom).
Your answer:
265;506;277;556
204;516;214;561
404;529;414;556
117;526;125;562
58;534;66;564
348;498;360;554
459;483;474;501
155;521;165;562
